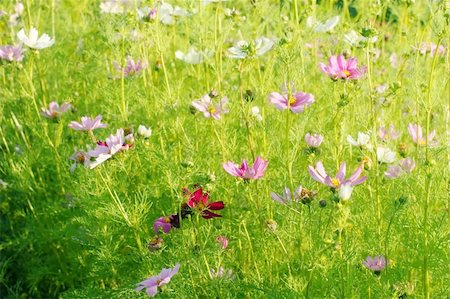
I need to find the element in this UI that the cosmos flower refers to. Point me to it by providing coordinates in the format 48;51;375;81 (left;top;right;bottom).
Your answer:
308;161;367;189
227;37;274;59
319;55;366;80
416;42;446;57
183;187;224;219
148;236;164;252
407;123;437;146
191;94;229;120
153;215;177;234
137;6;158;21
17;27;54;50
306;15;340;32
271;186;317;205
344;30;378;47
113;57;147;78
135;263;180;297
377;147;397;164
68;115;107;131
268;83;314;113
210;267;234;280
137;125;152;138
347;132;372;150
0;45;24;62
175;47;212;64
305;133;324;148
338;183;353;201
251;106;263;121
363;256;387;275
87;128;133;168
41;101;71;119
378;124;401;142
158;2;189;25
385;157;415;179
216;236;229;250
69;150;90;172
222;156;268;180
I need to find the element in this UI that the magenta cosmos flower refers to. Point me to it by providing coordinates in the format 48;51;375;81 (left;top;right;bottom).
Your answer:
153;215;178;234
113;56;147;78
319;55;366;80
41;101;71;119
68;115;107;131
407;123;436;146
183;187;224;219
222;156;268;180
308;161;367;189
216;236;229;249
0;45;24;62
363;256;387;275
268;83;314;113
135;263;180;297
191;94;229;120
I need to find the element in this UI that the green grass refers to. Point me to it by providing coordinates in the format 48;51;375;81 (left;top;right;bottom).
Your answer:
0;0;449;298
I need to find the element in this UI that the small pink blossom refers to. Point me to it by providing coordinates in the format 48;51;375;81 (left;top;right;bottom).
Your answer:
216;236;229;249
153;216;175;234
268;83;314;113
385;157;415;179
0;45;24;62
378;124;401;142
68;115;107;131
41;101;71;119
135;263;180;297
113;56;147;78
407;123;436;146
222;156;268;180
319;54;366;80
363;256;387;274
87;128;133;168
192;94;229;120
308;161;367;189
417;42;446;57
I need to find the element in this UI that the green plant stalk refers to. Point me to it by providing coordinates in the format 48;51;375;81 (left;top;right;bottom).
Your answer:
239;61;256;160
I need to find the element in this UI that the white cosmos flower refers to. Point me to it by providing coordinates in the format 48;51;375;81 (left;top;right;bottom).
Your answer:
227;37;274;59
137;125;152;138
344;30;378;47
251;106;263;121
17;27;54;49
175;47;212;64
159;2;189;25
306;15;340;33
377;147;397;164
347;132;372;150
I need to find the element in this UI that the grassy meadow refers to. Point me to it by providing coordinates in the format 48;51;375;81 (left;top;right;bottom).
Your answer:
0;0;449;298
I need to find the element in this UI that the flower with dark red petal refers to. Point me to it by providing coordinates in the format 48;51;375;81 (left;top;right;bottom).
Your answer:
184;187;224;219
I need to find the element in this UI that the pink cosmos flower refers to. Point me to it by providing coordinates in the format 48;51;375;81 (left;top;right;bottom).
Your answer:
268;83;314;113
113;56;147;78
0;45;24;62
363;256;387;274
184;187;224;219
385;157;415;179
41;101;71;119
417;42;446;57
308;161;367;189
135;263;180;297
222;156;268;180
216;236;229;249
271;186;317;205
191;94;229;120
87;128;133;168
319;54;366;80
378;124;401;142
153;215;176;234
68;115;107;131
305;133;323;148
407;123;436;146
69;150;90;172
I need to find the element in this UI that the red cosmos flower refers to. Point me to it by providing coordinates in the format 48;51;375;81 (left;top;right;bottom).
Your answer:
184;187;224;219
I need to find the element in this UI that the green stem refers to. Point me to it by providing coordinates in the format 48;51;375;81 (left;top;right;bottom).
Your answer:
239;61;256;160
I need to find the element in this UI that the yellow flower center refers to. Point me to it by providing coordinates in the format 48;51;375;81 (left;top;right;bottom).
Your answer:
208;106;216;114
289;96;297;105
76;153;85;163
419;139;426;146
163;217;171;223
331;178;340;187
344;70;351;77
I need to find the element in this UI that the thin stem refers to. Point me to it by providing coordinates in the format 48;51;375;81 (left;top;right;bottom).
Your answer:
239;61;256;160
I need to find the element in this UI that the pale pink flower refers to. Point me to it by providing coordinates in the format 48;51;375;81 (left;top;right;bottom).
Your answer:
378;124;401;142
41;101;71;119
385;157;415;179
363;256;387;274
192;94;229;120
319;54;366;80
222;156;268;180
68;115;107;131
305;133;323;148
135;263;180;297
407;123;436;146
216;236;229;249
268;83;314;113
417;42;446;57
69;150;90;172
87;128;133;168
0;45;24;62
113;56;147;78
308;161;367;189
